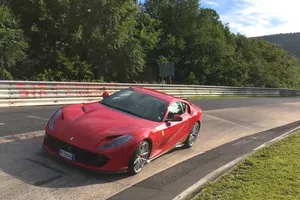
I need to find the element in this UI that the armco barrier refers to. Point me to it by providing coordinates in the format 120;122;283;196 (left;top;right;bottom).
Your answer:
0;80;300;107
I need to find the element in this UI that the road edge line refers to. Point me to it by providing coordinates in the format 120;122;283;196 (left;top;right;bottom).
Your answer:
172;125;300;200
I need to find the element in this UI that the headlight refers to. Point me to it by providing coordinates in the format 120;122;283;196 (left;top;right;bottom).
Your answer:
97;135;133;150
48;109;62;131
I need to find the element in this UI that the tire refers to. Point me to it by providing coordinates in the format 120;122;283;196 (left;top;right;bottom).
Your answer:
127;140;151;175
184;122;201;148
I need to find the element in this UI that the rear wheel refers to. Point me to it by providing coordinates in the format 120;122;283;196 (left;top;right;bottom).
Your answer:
127;140;150;175
184;122;200;148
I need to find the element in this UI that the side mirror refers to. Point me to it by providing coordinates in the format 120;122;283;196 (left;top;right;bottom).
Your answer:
171;114;183;122
102;91;110;99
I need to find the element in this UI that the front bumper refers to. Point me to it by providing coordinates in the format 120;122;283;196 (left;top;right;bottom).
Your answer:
42;132;133;173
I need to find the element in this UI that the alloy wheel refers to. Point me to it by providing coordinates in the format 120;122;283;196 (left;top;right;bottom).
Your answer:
133;141;150;173
188;123;200;146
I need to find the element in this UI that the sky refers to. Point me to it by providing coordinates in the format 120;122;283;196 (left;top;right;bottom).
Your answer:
139;0;300;37
201;0;300;37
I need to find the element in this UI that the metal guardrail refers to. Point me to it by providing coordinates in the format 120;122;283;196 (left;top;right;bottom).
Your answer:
0;80;299;107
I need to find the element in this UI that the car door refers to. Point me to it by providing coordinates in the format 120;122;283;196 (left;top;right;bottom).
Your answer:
176;101;194;142
158;101;190;152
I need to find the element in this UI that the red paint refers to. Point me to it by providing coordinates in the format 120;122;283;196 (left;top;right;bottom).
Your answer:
43;86;203;174
55;84;76;96
75;83;85;96
17;83;29;97
17;83;48;97
54;84;64;96
17;83;111;97
37;84;47;97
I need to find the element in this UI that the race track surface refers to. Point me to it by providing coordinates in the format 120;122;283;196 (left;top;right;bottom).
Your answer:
1;97;300;137
1;97;300;200
108;120;300;200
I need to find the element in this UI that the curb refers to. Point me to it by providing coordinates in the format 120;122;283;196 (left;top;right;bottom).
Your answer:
173;125;300;200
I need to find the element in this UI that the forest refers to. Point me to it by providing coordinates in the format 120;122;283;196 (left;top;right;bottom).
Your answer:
1;0;300;89
251;33;300;60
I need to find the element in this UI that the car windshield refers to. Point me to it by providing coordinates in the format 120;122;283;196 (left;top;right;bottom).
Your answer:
100;88;169;122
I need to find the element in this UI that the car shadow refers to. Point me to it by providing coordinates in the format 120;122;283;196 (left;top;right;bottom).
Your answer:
0;135;130;189
0;132;194;191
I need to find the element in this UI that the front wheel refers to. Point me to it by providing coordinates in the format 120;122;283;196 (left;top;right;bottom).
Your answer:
184;122;200;148
127;140;150;175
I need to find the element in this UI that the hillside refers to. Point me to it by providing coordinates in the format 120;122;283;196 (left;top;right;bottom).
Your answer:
250;33;300;59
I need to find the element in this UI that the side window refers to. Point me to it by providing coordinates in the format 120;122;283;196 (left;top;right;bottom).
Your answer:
181;102;187;113
166;102;185;120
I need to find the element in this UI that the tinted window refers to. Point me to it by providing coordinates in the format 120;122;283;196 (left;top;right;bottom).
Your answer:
166;102;185;120
101;88;169;122
181;102;187;113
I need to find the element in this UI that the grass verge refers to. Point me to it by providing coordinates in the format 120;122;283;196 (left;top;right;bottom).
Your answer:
192;132;300;200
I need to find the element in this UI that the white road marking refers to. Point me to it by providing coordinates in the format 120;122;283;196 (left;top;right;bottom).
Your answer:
205;114;252;129
232;139;253;147
0;131;45;144
27;115;48;120
0;122;5;126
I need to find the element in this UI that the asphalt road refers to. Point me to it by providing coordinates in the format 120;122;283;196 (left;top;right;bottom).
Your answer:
2;98;300;199
1;97;300;137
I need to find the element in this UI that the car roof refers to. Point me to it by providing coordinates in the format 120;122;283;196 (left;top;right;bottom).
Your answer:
131;86;177;103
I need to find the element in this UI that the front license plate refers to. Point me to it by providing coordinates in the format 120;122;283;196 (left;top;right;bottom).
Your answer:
58;149;75;160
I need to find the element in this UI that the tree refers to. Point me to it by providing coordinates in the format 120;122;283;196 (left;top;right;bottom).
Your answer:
2;0;300;89
8;0;160;82
0;5;28;80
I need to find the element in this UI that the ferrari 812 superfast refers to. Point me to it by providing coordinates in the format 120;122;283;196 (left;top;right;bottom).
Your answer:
42;87;203;175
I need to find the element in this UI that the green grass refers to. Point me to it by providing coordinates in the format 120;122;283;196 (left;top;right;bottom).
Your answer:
192;132;300;200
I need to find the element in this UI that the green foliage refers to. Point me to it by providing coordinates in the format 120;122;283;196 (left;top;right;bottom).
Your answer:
250;33;300;60
186;72;199;85
0;1;299;89
0;5;28;79
35;51;94;81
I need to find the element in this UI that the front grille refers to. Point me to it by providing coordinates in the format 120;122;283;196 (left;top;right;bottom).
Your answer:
43;133;109;167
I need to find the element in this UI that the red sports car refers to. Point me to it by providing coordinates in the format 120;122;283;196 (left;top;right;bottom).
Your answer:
42;87;203;175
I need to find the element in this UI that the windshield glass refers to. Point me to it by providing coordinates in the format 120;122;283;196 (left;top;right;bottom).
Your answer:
100;88;169;122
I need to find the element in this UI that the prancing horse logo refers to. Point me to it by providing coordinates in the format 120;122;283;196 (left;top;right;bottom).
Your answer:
70;137;74;141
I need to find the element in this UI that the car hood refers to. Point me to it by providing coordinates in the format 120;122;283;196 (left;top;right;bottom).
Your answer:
51;102;156;148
